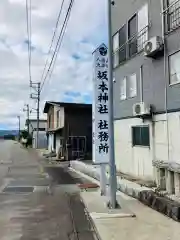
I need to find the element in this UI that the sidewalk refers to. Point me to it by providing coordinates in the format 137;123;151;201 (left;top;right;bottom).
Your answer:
69;164;180;240
81;188;180;240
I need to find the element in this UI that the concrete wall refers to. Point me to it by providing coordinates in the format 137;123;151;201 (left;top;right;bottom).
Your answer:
154;112;180;165
114;117;153;180
114;111;180;180
29;120;46;133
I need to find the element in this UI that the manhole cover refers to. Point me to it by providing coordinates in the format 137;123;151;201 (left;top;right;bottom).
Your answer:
3;186;34;193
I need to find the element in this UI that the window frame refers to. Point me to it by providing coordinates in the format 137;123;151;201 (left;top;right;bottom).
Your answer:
56;110;60;128
128;73;137;98
166;0;180;32
128;14;138;58
119;24;127;64
112;4;149;68
112;23;127;67
169;50;180;86
132;125;150;147
113;31;120;68
120;76;127;100
48;114;51;128
137;3;149;50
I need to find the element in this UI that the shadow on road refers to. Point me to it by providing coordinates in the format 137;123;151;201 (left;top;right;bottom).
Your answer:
44;164;93;185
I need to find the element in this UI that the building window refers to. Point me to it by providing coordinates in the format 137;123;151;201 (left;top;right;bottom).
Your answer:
48;115;51;128
119;25;127;64
120;73;137;100
166;0;180;31
128;14;138;57
128;73;137;98
120;77;126;100
132;126;150;147
113;32;119;68
113;3;148;67
56;110;60;128
138;4;148;50
169;51;180;85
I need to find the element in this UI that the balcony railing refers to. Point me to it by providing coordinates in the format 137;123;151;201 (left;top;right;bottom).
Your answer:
113;25;149;68
163;0;180;33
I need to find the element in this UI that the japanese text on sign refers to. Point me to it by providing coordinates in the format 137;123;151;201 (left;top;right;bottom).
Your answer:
92;44;109;164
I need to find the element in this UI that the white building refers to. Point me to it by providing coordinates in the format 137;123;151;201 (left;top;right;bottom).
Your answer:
25;119;47;149
112;0;180;195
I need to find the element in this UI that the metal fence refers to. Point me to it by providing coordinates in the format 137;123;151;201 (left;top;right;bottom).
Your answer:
113;25;149;67
163;0;180;33
68;136;86;160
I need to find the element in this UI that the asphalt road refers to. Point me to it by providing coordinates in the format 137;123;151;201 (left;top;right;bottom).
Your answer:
0;140;97;240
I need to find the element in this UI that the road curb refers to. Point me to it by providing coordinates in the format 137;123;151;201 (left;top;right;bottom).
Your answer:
70;161;145;199
79;195;102;240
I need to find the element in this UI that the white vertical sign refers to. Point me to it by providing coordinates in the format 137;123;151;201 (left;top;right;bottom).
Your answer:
92;44;109;164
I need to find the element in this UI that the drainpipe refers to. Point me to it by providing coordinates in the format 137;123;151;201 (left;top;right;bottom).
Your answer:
140;65;143;102
161;0;170;163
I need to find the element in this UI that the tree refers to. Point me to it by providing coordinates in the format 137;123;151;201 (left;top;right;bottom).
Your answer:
20;130;32;147
20;130;29;139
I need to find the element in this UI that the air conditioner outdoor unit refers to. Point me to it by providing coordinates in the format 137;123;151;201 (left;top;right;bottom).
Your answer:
144;36;164;58
133;102;151;116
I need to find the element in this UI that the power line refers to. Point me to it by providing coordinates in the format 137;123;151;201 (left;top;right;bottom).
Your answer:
40;0;65;84
40;0;74;92
26;0;32;85
40;0;75;92
47;6;71;85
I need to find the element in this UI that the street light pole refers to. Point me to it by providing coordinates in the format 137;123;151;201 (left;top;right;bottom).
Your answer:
107;0;117;208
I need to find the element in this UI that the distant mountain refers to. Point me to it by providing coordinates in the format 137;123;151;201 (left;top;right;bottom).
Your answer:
0;130;19;137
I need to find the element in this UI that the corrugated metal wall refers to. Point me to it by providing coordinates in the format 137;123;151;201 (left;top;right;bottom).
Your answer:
32;131;48;149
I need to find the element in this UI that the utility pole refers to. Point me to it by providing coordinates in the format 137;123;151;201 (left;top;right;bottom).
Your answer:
37;82;40;149
30;82;41;149
17;115;20;141
23;104;30;134
107;0;117;208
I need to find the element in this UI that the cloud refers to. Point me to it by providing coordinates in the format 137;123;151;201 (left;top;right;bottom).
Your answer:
0;0;107;129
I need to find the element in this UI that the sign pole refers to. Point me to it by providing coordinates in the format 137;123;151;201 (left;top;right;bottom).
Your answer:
107;0;117;208
100;164;107;196
92;43;109;197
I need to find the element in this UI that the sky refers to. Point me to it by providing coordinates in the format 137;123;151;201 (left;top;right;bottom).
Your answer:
0;0;107;130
